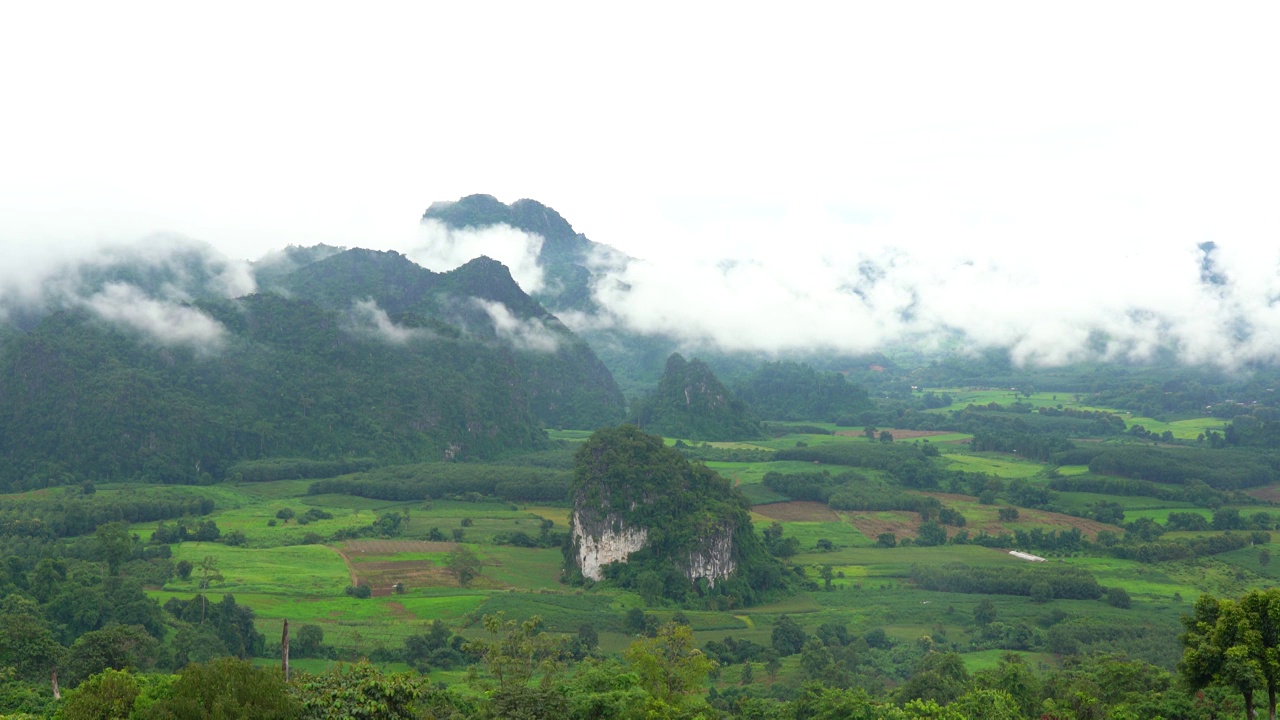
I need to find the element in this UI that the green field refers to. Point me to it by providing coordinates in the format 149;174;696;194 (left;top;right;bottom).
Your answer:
76;440;1238;674
1124;416;1228;440
944;453;1047;478
166;543;351;595
960;649;1055;672
705;460;836;485
924;388;1224;439
1050;491;1195;512
31;403;1274;687
925;388;1108;412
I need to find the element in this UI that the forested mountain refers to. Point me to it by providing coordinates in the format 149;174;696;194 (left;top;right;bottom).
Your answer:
275;249;625;430
0;251;624;490
631;354;762;441
251;243;346;289
0;297;542;489
733;360;873;422
421;194;900;397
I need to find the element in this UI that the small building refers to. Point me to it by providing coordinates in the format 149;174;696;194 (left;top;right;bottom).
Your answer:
1008;550;1046;562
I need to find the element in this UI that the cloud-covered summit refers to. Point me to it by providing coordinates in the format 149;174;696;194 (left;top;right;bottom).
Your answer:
0;235;251;352
414;196;1280;370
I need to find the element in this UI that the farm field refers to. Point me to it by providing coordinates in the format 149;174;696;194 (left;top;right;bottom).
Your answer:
1123;416;1228;440
124;448;1249;674
925;388;1110;412
705;460;840;486
942;453;1047;479
1048;491;1192;512
135;469;1158;670
26;394;1280;696
922;388;1226;439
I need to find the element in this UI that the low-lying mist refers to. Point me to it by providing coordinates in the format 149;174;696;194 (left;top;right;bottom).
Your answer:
5;224;1278;370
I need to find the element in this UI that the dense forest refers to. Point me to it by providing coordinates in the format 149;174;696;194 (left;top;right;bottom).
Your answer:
270;249;625;431
732;361;873;423
0;251;626;491
631;354;762;441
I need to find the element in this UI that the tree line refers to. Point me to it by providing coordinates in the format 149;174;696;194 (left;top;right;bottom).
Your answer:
307;463;573;503
0;489;215;540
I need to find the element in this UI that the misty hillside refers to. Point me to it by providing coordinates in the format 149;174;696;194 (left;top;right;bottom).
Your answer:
0;251;624;490
276;249;625;430
422;194;626;314
421;194;900;396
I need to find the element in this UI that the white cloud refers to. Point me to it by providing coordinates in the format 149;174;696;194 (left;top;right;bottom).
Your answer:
0;3;1276;371
0;235;255;314
473;299;559;353
347;298;422;344
82;283;227;353
582;215;1280;369
408;220;545;293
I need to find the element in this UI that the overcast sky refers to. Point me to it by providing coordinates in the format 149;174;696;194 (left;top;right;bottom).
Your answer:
2;3;1278;364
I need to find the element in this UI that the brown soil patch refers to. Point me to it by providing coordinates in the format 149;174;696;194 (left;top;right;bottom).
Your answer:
341;540;456;556
753;501;841;522
834;428;955;440
916;492;1122;540
330;547;359;586
383;601;416;619
987;508;1119;540
843;512;924;540
351;559;458;594
839;492;1123;542
336;540;464;594
920;492;976;504
1247;485;1280;503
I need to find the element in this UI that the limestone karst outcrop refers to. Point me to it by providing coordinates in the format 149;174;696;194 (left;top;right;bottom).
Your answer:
568;425;762;588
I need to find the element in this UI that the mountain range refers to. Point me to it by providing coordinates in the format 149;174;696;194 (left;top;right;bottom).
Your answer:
0;195;891;490
0;247;623;489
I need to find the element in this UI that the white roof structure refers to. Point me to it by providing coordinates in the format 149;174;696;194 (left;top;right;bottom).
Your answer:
1008;550;1046;562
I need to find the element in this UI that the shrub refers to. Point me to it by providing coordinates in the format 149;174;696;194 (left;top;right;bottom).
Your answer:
1107;587;1132;609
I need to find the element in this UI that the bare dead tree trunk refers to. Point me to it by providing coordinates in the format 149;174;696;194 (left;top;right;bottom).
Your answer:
281;619;290;681
51;670;60;700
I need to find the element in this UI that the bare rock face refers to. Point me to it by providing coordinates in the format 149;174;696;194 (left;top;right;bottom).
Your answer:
570;505;737;586
570;510;649;581
684;523;736;586
569;425;752;589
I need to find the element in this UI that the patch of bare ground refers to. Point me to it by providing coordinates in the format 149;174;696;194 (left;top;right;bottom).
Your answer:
329;547;359;587
335;540;469;594
991;509;1119;540
1247;485;1280;503
384;602;414;619
838;492;1123;542
918;492;1122;540
340;540;456;557
352;560;459;595
842;512;924;540
753;501;841;522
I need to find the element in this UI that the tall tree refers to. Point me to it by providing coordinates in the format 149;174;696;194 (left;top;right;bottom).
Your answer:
445;546;482;588
96;522;133;577
1239;589;1280;720
139;657;298;719
294;662;420;720
623;622;715;709
1181;592;1274;719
